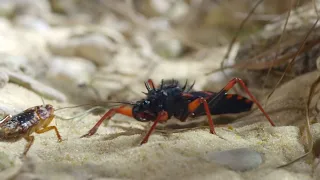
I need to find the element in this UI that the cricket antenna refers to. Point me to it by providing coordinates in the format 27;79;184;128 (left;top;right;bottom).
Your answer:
40;96;45;106
55;101;136;112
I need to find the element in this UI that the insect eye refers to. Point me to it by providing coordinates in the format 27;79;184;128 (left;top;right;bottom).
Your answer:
37;107;50;119
142;101;150;107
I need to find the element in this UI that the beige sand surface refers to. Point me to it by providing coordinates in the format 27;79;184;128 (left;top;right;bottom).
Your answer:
0;72;320;180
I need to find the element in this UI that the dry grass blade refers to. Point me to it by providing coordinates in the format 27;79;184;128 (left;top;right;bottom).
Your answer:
262;0;293;95
207;36;320;73
265;18;319;102
277;75;320;168
205;0;264;76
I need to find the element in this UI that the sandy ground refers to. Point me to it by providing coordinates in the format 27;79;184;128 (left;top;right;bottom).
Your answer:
1;72;320;180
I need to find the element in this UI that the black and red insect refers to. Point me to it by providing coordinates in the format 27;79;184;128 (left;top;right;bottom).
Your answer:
81;78;276;144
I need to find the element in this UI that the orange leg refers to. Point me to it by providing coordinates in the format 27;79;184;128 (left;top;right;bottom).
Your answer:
187;97;216;134
144;79;156;91
140;111;168;145
221;78;275;126
81;106;133;138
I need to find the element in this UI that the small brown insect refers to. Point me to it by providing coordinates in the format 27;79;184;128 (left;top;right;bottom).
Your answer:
0;104;62;156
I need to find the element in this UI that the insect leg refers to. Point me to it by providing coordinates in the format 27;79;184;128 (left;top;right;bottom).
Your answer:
81;106;133;138
23;135;34;156
187;97;216;134
215;77;275;126
35;126;62;142
35;115;62;142
140;111;168;145
0;115;12;127
147;79;156;90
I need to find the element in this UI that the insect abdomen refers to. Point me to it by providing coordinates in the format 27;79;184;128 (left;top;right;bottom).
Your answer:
9;110;39;132
190;92;253;116
208;93;253;114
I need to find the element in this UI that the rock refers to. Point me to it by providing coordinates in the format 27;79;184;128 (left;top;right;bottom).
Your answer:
48;33;118;66
0;71;8;88
14;15;50;32
1;69;67;102
0;151;13;171
0;53;34;75
0;0;15;17
152;32;184;58
166;0;189;21
45;56;99;104
149;0;171;15
204;148;263;171
0;19;49;65
46;56;96;85
13;0;51;20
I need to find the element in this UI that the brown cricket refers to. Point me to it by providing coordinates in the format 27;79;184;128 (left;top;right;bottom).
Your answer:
0;104;62;156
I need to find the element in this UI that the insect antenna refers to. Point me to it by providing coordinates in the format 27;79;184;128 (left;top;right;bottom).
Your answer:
39;96;46;106
54;101;136;112
54;101;137;121
56;105;114;121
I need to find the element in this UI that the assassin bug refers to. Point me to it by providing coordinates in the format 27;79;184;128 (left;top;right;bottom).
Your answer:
81;78;276;144
0;104;62;156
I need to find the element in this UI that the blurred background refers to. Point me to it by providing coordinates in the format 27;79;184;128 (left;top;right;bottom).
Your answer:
0;0;318;107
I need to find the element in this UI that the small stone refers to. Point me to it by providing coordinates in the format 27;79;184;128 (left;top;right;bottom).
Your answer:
45;56;98;104
46;56;96;85
1;69;67;102
152;32;184;58
204;148;263;171
150;0;171;15
48;33;117;66
14;15;50;32
0;71;8;88
0;54;33;74
0;0;14;17
0;151;13;171
14;0;51;19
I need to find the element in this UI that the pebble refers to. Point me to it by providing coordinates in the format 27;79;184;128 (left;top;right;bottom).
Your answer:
0;0;14;17
152;32;184;58
204;148;263;171
46;56;96;85
0;71;8;88
1;69;67;102
0;152;13;171
14;15;50;32
0;54;33;74
48;33;117;66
